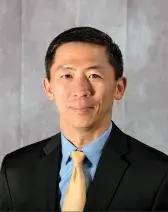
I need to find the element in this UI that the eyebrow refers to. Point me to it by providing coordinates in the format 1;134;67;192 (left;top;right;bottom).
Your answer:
86;65;103;71
57;65;103;72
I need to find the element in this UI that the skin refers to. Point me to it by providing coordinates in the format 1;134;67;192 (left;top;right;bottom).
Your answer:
43;42;127;148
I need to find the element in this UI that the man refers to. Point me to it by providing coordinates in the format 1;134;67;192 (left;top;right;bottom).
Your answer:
0;26;168;211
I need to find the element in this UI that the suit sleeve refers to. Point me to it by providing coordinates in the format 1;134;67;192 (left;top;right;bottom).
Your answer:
0;155;13;211
152;173;168;210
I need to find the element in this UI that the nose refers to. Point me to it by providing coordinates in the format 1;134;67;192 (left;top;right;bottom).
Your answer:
73;77;92;98
74;89;91;98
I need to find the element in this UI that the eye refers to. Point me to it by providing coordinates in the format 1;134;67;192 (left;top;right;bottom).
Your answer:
89;74;101;78
61;74;72;79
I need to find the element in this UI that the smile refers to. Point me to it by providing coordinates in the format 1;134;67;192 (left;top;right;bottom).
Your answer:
71;107;93;114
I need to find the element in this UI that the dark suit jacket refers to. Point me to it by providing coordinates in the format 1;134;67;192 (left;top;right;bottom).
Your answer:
1;122;168;211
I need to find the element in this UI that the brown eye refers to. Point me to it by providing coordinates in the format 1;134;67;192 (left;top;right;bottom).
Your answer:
89;74;101;78
61;74;72;79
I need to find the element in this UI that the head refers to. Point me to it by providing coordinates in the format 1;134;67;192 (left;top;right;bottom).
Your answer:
43;26;127;130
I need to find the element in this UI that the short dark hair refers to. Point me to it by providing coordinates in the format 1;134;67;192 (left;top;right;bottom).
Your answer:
45;26;123;81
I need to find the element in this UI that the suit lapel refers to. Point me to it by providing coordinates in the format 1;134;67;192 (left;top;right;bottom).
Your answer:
36;133;62;211
84;122;130;211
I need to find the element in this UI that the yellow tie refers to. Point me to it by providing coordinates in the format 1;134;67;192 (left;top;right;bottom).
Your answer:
62;151;86;211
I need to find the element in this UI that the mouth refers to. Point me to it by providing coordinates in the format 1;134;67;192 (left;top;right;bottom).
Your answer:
71;107;93;114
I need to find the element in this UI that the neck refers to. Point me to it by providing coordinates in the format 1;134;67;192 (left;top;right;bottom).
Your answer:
60;117;112;148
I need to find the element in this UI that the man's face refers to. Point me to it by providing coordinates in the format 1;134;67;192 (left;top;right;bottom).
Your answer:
43;42;126;129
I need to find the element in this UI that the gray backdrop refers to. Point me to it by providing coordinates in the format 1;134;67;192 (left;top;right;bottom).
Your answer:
0;0;168;163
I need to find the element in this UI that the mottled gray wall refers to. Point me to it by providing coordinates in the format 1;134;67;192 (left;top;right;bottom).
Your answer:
0;0;168;163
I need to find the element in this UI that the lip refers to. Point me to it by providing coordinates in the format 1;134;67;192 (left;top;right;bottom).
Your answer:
72;107;93;110
71;107;93;114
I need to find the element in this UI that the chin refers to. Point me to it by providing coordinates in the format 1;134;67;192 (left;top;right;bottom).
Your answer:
64;116;96;129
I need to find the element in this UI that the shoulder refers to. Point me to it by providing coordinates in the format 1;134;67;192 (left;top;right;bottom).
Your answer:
127;133;168;160
112;122;168;163
2;132;61;167
124;132;168;172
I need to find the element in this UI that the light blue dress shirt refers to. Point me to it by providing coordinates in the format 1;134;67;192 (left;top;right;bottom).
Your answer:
58;121;112;209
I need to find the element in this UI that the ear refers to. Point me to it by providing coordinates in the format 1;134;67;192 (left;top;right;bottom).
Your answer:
114;76;127;100
43;77;54;100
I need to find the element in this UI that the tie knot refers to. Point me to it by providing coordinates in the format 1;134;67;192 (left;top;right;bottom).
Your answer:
70;151;85;167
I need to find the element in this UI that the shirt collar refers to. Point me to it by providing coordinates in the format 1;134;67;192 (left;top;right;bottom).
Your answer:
61;133;76;166
61;121;112;167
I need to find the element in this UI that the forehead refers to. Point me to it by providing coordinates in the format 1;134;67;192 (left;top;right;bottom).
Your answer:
54;42;108;63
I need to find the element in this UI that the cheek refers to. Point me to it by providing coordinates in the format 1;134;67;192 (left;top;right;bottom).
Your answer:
52;84;70;105
96;83;116;104
94;83;112;99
